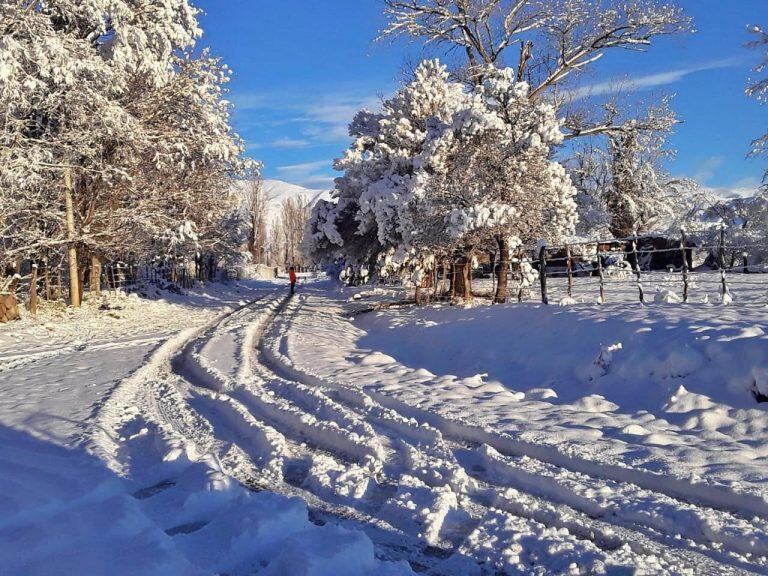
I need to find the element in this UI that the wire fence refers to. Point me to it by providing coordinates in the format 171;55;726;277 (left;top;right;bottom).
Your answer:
488;227;768;307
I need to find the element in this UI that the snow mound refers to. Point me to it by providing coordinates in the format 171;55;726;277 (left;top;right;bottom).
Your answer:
663;385;715;413
359;352;396;366
654;289;681;304
620;424;650;436
662;346;706;378
570;395;619;413
261;524;412;576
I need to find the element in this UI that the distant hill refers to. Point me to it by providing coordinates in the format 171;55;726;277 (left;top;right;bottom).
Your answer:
262;179;331;209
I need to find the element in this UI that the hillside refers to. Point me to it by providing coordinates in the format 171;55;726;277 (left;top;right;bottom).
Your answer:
262;179;331;209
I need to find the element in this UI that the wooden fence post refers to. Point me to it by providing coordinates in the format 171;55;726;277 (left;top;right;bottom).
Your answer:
631;233;644;303
491;253;497;302
596;243;605;304
718;224;728;300
90;254;101;297
680;229;689;303
539;245;548;305
55;268;62;301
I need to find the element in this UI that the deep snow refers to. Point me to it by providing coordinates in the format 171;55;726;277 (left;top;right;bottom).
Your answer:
0;281;410;575
2;274;768;575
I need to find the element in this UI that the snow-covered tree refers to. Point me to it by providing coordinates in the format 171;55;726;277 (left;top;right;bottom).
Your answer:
702;192;768;266
240;176;270;264
279;195;311;268
304;60;466;280
304;60;577;302
1;2;140;304
0;1;248;305
125;50;248;261
747;25;768;182
569;98;700;241
312;0;689;302
602;104;691;238
411;65;578;301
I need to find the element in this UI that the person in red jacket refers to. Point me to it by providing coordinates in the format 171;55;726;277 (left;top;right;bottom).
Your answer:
288;266;297;296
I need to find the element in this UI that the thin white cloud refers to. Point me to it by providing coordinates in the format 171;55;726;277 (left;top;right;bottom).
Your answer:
572;56;749;100
230;86;386;149
299;97;381;142
275;160;334;189
300;175;336;189
271;137;311;149
705;176;761;199
276;160;331;173
693;155;725;185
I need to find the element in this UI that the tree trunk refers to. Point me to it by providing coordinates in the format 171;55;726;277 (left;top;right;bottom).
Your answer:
27;264;38;314
494;236;509;304
248;217;257;261
63;168;81;308
90;254;101;297
55;268;62;300
43;262;51;300
451;253;473;303
78;263;86;300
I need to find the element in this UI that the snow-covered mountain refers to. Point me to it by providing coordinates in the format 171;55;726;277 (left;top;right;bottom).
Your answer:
232;178;332;226
262;179;331;209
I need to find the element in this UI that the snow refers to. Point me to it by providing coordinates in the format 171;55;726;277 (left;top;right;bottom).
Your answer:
0;281;410;575
262;179;332;209
4;2;766;573
2;274;768;574
267;280;768;571
335;287;768;489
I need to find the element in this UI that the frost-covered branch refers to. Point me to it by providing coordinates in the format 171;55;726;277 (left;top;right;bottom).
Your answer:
379;0;690;93
747;25;768;182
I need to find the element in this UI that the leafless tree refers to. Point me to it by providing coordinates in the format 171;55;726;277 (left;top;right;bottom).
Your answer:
568;94;701;241
242;176;271;264
380;0;690;106
279;195;312;268
268;218;284;268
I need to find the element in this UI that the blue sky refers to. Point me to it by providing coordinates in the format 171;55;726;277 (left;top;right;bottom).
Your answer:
196;0;766;195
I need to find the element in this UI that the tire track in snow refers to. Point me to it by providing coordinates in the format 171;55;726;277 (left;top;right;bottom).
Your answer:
100;293;477;574
97;290;761;575
259;295;765;574
157;294;635;573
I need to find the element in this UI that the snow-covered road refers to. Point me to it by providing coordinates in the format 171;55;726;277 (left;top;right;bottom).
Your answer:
99;286;768;574
3;282;768;575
